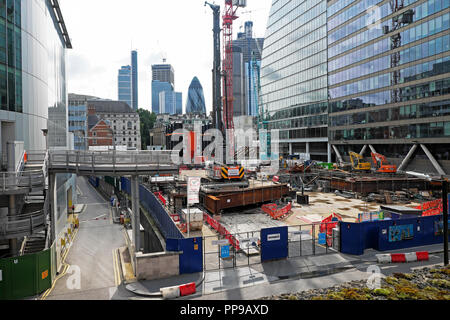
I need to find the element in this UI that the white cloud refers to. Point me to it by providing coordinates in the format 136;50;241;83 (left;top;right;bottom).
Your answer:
60;0;272;113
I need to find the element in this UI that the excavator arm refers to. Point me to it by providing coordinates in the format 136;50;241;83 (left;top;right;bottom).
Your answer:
371;152;397;173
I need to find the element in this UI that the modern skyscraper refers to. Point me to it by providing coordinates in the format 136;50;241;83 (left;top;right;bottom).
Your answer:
260;0;329;160
152;64;175;87
233;21;265;118
245;60;261;117
152;80;173;114
118;65;132;108
234;21;265;63
261;0;450;172
159;91;183;115
186;77;206;114
131;50;138;110
327;0;450;173
0;0;76;274
233;46;246;117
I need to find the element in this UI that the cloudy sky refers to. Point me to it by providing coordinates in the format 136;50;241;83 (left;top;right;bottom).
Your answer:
60;0;272;113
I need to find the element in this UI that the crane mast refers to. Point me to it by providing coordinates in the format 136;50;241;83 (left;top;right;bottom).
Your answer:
222;0;247;160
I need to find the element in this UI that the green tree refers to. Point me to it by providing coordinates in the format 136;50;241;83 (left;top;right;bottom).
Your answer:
137;109;157;150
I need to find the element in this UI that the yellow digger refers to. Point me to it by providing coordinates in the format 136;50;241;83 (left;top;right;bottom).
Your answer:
349;152;372;172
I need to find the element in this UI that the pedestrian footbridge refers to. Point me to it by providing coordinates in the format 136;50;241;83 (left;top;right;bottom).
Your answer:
46;150;179;176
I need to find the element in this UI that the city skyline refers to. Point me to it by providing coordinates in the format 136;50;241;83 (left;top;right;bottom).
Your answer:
60;0;271;113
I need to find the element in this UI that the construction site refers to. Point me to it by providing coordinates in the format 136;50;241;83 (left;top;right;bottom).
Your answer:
91;0;449;279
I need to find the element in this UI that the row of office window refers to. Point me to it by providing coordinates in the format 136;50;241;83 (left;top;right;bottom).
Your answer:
330;34;450;85
330;121;450;141
327;0;357;18
264;0;325;54
264;88;328;113
329;77;450;113
329;100;450;127
268;114;328;130
328;0;385;31
261;52;327;95
278;126;328;140
330;56;450;99
268;102;328;121
0;0;21;113
262;26;326;71
263;75;328;105
329;0;445;46
329;6;449;62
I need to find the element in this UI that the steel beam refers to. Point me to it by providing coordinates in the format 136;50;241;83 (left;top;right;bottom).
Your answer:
397;144;418;172
359;145;368;156
420;144;446;176
332;145;344;165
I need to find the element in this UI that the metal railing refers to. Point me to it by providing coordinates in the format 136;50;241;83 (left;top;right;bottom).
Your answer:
0;199;48;239
0;170;46;192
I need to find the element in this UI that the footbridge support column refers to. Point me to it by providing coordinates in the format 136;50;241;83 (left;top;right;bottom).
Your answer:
131;175;140;254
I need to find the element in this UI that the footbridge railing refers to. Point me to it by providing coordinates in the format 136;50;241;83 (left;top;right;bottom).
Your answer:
47;150;178;175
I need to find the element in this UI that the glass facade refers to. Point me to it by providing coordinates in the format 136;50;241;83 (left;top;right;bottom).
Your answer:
131;50;138;110
68;104;87;150
118;65;132;108
0;0;69;152
152;80;173;114
159;91;182;115
328;0;450;154
186;77;206;114
260;0;329;159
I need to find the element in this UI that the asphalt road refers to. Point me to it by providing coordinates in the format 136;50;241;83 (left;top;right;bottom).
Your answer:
45;177;129;300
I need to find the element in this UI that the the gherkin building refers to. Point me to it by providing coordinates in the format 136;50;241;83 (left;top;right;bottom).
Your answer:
186;77;206;114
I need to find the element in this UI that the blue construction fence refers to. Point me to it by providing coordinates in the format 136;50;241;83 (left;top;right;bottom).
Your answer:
120;177;184;240
166;237;203;275
341;214;450;255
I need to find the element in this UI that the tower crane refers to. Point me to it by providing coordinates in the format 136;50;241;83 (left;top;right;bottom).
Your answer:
222;0;247;159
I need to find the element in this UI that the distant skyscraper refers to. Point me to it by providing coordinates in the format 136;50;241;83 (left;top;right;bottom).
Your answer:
152;64;175;87
118;65;132;108
233;21;265;117
186;77;206;114
245;60;261;117
175;92;182;114
159;91;183;115
233;46;246;117
152;80;173;114
131;50;138;110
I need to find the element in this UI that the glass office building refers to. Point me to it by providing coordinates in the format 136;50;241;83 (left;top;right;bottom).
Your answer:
327;0;450;172
152;80;173;114
159;91;182;115
131;50;138;110
118;65;132;108
186;77;206;114
260;0;329;161
0;0;76;263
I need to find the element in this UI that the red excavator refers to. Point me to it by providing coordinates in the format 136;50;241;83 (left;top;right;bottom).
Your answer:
371;152;397;173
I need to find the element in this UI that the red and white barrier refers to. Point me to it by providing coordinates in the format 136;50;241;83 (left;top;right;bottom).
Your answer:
161;282;196;299
376;251;429;264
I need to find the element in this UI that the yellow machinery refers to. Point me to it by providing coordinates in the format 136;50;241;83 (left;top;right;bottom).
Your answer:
349;152;372;171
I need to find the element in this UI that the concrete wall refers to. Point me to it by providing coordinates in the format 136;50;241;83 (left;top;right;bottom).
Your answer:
135;251;180;281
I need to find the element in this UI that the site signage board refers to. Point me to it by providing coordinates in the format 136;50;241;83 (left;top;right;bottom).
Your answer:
187;176;201;205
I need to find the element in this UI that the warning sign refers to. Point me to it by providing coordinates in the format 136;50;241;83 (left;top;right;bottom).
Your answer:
42;270;48;280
